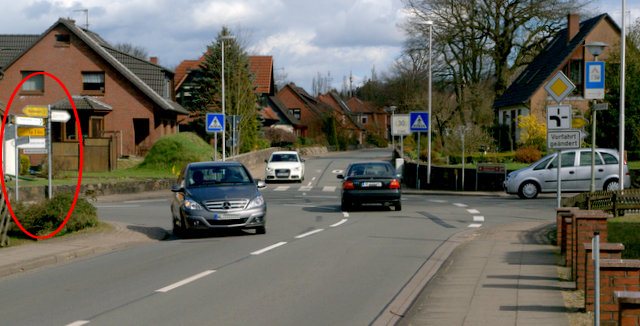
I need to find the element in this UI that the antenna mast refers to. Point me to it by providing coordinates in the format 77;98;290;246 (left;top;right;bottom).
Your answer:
73;9;89;29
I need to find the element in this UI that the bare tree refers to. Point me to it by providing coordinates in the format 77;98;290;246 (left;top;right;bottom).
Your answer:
114;42;148;60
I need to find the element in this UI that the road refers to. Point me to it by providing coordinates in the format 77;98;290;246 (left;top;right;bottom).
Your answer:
0;149;558;325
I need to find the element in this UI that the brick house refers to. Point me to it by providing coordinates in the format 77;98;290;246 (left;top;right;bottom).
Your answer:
346;97;388;138
317;91;365;144
0;18;187;170
493;13;619;147
275;83;330;140
174;55;302;136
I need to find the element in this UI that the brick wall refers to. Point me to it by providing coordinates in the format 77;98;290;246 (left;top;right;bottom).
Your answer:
592;260;640;325
582;242;624;306
616;291;640;326
569;210;610;281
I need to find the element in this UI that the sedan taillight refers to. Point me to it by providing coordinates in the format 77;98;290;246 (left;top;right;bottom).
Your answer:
343;180;355;190
389;179;400;189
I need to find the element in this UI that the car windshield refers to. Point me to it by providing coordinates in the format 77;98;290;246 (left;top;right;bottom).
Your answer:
271;154;298;162
186;166;250;187
347;163;393;177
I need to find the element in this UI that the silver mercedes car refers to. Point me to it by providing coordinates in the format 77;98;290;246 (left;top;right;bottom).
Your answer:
170;161;267;236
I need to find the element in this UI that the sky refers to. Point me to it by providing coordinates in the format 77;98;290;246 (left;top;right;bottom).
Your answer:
0;0;638;93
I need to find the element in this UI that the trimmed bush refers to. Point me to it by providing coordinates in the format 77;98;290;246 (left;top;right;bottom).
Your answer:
514;146;542;163
138;132;213;171
10;193;98;237
608;217;640;259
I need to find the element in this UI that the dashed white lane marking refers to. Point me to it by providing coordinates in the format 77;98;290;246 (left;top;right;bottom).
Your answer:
322;186;336;192
429;199;448;203
453;203;468;207
66;321;90;326
299;186;313;191
468;224;482;228
251;241;288;255
331;219;348;227
94;204;140;208
342;212;349;218
311;177;317;181
473;216;485;222
295;229;324;239
156;270;216;293
467;209;480;214
274;186;289;191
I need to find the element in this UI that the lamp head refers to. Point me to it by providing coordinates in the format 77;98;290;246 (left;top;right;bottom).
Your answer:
585;41;607;58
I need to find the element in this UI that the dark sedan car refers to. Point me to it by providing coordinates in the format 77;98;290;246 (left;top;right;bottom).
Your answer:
170;161;267;236
337;161;402;211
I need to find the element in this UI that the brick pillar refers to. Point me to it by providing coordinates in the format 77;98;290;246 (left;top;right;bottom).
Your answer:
582;243;624;299
616;291;640;326
557;207;578;266
586;259;640;325
570;210;611;281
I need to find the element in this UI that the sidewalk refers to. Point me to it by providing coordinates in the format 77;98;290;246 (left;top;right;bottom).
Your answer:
395;221;570;326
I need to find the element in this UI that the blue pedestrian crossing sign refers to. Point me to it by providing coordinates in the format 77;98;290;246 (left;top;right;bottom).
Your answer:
409;112;429;132
206;113;225;133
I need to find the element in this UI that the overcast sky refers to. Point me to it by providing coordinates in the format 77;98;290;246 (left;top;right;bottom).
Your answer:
0;0;638;93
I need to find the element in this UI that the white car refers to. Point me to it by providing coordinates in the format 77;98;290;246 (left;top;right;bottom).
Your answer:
264;151;305;182
503;148;630;199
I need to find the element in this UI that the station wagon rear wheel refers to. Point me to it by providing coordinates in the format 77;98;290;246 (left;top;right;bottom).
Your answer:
604;179;620;191
518;181;539;199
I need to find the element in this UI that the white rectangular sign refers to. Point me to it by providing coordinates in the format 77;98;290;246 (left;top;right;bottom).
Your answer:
51;110;71;122
547;130;581;149
547;105;572;130
15;116;44;126
391;114;411;136
17;137;46;149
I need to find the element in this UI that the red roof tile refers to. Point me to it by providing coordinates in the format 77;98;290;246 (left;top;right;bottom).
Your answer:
248;56;273;95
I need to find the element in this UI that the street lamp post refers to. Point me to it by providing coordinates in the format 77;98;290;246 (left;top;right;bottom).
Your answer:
220;34;235;161
426;20;433;185
585;41;607;192
385;106;397;151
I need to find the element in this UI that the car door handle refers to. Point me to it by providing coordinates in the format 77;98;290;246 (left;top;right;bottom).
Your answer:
598;169;604;172
569;171;575;174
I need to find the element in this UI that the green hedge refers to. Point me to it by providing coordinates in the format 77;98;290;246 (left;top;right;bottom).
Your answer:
608;217;640;259
10;193;98;238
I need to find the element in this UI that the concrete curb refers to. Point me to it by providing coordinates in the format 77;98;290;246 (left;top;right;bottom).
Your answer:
372;228;480;325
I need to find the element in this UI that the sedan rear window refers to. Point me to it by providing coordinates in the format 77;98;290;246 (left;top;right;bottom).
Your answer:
348;163;393;177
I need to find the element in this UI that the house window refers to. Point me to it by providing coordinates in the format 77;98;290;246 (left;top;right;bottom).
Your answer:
21;71;44;94
82;72;105;94
564;59;583;96
55;34;71;46
361;115;368;124
289;109;301;120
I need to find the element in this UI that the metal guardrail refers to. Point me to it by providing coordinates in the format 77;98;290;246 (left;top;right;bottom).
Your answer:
564;189;640;217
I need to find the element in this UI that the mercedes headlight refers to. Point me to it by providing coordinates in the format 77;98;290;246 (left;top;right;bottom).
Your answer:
247;195;265;209
184;199;204;210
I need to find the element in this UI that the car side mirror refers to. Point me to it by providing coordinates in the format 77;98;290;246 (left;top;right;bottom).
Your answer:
171;184;184;193
264;159;268;163
256;179;267;188
337;174;344;179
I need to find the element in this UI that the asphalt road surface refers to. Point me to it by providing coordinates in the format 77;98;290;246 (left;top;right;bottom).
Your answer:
0;149;558;325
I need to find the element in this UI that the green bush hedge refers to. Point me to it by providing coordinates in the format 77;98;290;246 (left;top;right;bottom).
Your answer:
608;217;640;259
10;193;98;238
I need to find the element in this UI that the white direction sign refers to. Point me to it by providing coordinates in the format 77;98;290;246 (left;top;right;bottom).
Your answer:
15;116;44;126
547;105;572;130
391;114;411;136
17;136;46;149
548;129;581;149
51;110;71;122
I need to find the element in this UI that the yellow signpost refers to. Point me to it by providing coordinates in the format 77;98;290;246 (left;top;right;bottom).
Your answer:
17;127;46;137
22;105;48;117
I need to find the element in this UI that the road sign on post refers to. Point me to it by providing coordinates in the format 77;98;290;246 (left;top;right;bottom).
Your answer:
547;130;581;149
22;105;48;117
544;71;575;104
206;113;225;133
391;114;410;136
585;61;605;100
547;105;572;130
51;110;71;123
409;112;429;132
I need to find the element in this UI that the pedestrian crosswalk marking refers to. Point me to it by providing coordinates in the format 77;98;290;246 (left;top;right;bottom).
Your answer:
209;117;222;129
322;186;336;192
274;186;289;191
411;115;427;129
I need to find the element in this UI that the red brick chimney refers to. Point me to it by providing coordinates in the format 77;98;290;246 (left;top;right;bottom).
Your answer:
567;13;580;43
150;56;158;64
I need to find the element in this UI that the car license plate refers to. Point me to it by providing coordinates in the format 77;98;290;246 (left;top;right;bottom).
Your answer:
277;172;289;177
214;213;236;220
362;182;382;187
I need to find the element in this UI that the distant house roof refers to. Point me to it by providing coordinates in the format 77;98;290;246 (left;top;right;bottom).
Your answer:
51;95;113;111
0;18;187;115
248;56;274;95
318;92;365;130
346;97;381;114
174;55;274;95
494;13;616;109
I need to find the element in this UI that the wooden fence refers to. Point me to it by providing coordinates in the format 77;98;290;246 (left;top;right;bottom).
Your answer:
0;187;11;247
563;189;640;217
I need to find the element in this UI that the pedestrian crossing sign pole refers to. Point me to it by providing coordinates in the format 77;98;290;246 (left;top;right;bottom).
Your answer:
206;113;225;161
410;112;429;189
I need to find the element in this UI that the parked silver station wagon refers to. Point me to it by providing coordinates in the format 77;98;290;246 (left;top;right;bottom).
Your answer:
503;148;631;199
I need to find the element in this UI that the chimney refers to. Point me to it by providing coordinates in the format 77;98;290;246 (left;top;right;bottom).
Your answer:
567;13;580;43
150;56;158;64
